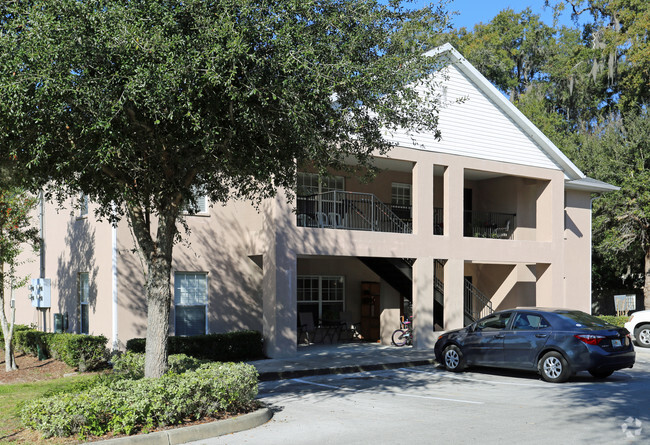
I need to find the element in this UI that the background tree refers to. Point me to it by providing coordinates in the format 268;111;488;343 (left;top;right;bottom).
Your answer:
0;0;450;377
0;179;39;371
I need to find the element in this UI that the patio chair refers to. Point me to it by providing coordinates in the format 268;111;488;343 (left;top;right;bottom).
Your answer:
298;312;316;344
495;220;511;239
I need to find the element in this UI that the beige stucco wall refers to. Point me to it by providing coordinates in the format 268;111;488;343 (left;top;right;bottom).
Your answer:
7;198;114;339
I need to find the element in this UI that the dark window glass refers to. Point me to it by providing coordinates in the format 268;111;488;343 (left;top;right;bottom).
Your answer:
557;311;615;329
477;312;512;331
512;313;551;330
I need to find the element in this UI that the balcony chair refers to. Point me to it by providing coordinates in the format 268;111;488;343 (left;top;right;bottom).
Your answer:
298;312;316;344
495;220;511;239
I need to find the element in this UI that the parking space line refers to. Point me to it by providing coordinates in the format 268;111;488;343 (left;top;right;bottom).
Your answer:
291;377;484;405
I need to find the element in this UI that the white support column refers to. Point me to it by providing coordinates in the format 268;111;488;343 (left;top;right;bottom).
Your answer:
444;259;464;331
413;256;435;349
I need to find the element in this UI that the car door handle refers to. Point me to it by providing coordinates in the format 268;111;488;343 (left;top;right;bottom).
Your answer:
535;334;549;338
495;334;506;339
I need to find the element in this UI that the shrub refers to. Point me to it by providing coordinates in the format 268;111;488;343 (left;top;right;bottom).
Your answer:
21;362;259;438
13;327;108;370
126;330;264;361
597;315;629;328
112;352;204;379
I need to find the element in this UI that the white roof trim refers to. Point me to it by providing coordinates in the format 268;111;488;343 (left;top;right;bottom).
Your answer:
425;43;586;180
565;177;620;193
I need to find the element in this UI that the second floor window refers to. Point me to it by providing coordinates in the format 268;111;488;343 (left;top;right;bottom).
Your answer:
391;183;411;206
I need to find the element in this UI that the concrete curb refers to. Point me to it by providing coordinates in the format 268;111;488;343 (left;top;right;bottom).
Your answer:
87;407;273;445
258;358;438;381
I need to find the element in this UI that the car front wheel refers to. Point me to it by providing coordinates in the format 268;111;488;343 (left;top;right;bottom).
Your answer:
538;351;571;383
635;324;650;348
442;345;465;372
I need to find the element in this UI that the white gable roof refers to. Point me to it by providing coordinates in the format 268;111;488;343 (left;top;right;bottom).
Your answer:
384;43;587;182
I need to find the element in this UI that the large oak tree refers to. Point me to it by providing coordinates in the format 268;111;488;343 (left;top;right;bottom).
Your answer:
0;0;449;377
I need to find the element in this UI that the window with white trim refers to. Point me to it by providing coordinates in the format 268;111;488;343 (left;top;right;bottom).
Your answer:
78;194;89;218
391;183;411;206
297;172;344;196
174;272;208;336
297;275;344;321
79;272;89;334
183;187;208;215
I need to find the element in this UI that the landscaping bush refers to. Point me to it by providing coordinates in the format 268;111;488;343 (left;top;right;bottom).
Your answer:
597;315;629;328
126;330;264;361
0;324;32;345
12;326;108;370
21;361;259;438
47;333;108;371
112;352;205;379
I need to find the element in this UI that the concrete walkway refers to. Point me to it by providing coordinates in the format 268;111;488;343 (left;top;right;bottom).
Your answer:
251;341;437;381
91;342;437;444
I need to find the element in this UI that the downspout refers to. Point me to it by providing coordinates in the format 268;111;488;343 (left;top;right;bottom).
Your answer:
38;190;46;331
589;194;602;315
111;221;118;351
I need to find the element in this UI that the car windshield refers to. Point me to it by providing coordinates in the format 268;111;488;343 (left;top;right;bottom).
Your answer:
556;311;615;329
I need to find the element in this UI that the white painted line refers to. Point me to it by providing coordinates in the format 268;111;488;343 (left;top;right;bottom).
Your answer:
291;378;484;405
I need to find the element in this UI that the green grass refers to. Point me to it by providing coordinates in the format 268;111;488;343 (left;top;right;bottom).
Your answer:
0;375;97;444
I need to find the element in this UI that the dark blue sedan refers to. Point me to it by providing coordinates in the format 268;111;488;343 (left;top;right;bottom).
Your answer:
433;308;635;383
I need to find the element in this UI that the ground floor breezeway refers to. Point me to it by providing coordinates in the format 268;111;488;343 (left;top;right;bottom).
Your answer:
261;254;557;359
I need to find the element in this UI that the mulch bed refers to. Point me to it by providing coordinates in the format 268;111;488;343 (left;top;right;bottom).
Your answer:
0;351;78;385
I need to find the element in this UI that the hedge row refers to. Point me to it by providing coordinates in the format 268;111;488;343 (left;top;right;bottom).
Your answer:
11;325;108;371
112;352;206;380
21;361;259;438
126;330;264;361
597;315;630;328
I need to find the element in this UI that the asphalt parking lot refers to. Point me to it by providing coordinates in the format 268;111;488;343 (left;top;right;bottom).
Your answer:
188;347;650;445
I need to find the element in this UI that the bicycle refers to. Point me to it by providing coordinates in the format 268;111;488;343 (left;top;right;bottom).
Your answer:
392;316;413;346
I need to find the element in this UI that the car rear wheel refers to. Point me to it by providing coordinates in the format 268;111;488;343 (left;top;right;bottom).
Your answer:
538;351;571;383
634;324;650;348
588;369;614;379
442;345;465;372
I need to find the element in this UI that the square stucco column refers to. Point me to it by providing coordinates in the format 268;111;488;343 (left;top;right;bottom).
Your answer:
444;259;464;330
413;257;435;349
444;164;464;240
262;191;298;358
413;161;434;235
262;244;297;358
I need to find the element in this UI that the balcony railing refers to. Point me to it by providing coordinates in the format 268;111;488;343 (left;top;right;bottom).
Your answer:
464;211;516;239
297;191;411;233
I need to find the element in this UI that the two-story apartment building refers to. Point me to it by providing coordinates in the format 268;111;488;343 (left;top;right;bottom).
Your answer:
7;44;616;358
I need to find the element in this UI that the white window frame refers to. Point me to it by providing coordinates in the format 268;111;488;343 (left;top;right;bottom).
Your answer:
78;194;89;219
297;275;345;319
183;187;209;215
174;272;208;336
79;272;89;334
391;182;412;206
297;172;345;196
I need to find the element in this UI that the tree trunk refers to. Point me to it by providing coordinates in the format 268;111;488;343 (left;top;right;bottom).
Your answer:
0;263;18;371
143;254;173;378
643;246;650;309
127;203;178;378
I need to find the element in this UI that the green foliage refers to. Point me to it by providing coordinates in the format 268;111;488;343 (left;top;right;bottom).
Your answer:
0;0;451;377
21;362;259;438
13;326;108;370
126;330;264;362
112;352;205;380
596;315;629;328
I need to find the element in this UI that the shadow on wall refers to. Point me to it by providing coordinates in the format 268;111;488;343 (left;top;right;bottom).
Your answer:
56;217;99;334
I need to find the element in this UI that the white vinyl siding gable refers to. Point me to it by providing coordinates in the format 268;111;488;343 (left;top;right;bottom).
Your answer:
384;63;563;171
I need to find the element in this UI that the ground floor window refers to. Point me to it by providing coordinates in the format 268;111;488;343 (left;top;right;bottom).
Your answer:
297;275;345;322
174;272;208;336
79;272;89;334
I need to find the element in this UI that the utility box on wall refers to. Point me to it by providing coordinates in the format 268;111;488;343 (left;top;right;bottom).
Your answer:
29;278;51;308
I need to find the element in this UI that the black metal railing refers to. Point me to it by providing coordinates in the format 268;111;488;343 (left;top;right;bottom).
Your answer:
464;279;493;322
297;191;411;233
464;211;516;239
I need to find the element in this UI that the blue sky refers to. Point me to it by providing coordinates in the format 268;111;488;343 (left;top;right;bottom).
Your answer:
410;0;581;29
